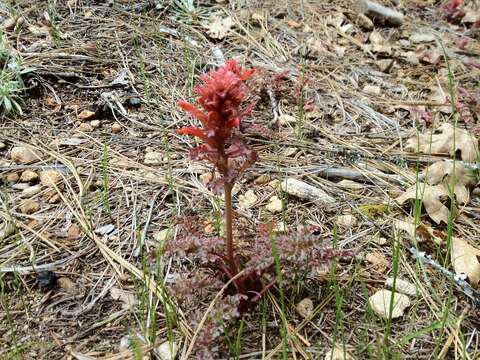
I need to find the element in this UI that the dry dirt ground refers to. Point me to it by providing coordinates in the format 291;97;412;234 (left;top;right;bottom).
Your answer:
1;0;480;359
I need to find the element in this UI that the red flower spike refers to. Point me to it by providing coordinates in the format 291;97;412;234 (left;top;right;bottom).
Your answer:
177;59;257;180
224;59;256;81
178;100;208;126
177;127;208;141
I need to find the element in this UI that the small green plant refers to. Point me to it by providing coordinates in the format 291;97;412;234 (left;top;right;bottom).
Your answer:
329;225;349;360
0;78;23;114
130;334;145;360
171;0;202;23
270;231;289;360
181;41;197;96
134;38;151;99
46;1;61;48
0;273;23;359
382;232;401;358
0;33;25;115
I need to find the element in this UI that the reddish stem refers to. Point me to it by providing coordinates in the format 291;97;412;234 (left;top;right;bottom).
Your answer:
223;180;237;276
252;278;277;302
217;261;243;293
218;150;246;294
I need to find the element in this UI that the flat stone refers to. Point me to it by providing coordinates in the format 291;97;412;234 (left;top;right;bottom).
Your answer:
363;85;381;95
40;170;62;187
6;172;19;183
111;123;122;133
156;341;177;360
238;189;258;209
78;123;94;132
296;298;314;318
90;120;101;128
78;110;96;120
22;184;42;197
20;170;38;182
144;151;163;165
369;289;410;319
278;114;297;125
266;195;284;213
335;214;357;227
20;199;40;214
254;174;270;185
95;224;116;236
356;13;374;30
10;147;39;164
119;336;131;351
3;17;17;30
410;32;436;43
267;179;280;189
154;229;172;243
283;147;298;157
274;221;287;233
324;347;355;360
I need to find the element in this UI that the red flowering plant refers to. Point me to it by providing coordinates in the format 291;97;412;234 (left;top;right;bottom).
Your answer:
176;59;257;282
169;60;352;318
